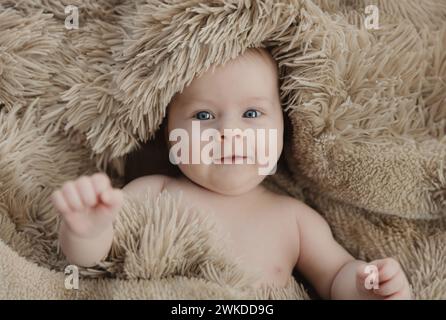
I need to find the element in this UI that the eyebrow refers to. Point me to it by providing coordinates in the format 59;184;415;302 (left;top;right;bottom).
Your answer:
245;96;273;104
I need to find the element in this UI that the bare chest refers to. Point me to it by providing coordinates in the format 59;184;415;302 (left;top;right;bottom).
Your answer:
165;181;300;287
201;199;299;287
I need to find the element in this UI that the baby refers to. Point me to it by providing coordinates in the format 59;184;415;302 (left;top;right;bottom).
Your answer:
51;48;412;299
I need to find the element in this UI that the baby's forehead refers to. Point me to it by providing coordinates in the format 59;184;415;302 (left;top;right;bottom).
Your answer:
240;47;278;69
169;47;279;107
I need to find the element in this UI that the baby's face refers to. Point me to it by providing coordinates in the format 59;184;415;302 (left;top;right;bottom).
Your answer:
167;49;283;196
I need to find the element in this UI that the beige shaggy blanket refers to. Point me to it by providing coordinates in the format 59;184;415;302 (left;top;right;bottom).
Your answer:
0;0;445;299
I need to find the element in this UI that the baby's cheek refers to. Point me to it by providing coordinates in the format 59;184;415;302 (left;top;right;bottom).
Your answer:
258;132;281;160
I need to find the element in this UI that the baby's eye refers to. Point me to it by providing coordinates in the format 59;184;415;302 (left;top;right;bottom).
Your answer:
243;109;262;118
194;111;215;120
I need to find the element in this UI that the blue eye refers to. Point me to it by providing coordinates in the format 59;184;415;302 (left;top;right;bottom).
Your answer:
194;111;214;120
243;109;262;118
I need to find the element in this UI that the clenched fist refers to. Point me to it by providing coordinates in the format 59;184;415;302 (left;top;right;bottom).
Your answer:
356;257;412;300
51;173;123;239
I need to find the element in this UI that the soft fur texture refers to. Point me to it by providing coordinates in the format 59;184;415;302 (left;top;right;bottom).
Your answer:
0;0;445;299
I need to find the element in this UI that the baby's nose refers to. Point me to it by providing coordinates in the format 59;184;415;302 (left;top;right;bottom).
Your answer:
218;128;243;141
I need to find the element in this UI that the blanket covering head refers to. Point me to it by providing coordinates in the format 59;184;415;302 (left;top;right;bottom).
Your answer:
0;0;445;299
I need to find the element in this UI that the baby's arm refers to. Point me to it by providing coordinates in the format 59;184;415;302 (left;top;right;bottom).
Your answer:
51;173;167;267
294;202;412;300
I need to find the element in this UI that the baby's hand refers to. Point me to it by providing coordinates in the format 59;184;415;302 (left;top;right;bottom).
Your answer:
51;173;123;239
356;258;412;300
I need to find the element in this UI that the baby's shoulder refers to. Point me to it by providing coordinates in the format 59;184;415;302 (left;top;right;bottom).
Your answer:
122;174;172;197
266;191;306;212
268;192;330;232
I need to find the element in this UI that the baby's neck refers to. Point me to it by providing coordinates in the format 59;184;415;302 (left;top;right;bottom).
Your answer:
177;174;268;199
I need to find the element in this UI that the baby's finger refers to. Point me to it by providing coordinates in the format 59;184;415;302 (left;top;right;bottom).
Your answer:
61;182;84;212
356;263;371;280
373;273;405;297
384;288;411;300
372;258;401;283
100;189;123;208
91;172;111;195
75;176;96;208
51;190;71;215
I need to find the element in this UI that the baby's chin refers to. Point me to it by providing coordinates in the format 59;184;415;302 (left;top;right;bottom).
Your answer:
183;165;265;196
206;180;258;196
